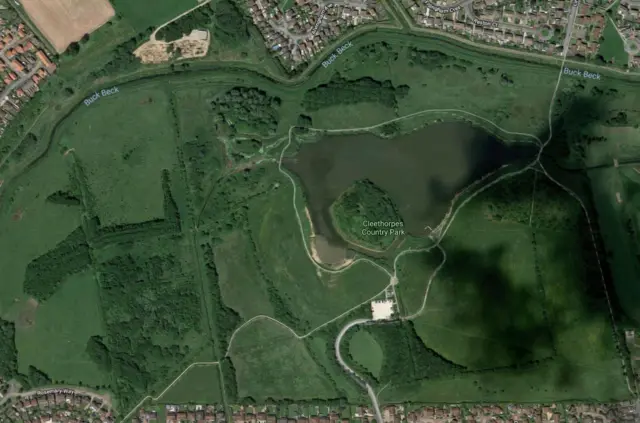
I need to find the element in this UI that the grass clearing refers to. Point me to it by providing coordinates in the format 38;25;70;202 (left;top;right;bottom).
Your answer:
347;329;383;378
58;86;178;226
156;364;222;404
228;318;338;400
215;230;274;320
15;269;109;387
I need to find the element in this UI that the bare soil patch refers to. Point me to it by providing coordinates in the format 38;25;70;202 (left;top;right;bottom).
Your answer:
16;298;39;329
134;29;210;64
21;0;115;53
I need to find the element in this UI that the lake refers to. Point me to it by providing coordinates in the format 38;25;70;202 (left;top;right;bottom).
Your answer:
284;122;536;248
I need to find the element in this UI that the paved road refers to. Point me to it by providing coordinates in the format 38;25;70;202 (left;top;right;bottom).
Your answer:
335;319;384;423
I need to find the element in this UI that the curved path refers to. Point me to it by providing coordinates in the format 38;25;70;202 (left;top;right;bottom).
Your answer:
334;319;383;423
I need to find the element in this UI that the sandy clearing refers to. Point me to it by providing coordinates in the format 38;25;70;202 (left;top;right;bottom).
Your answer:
21;0;115;53
134;29;210;64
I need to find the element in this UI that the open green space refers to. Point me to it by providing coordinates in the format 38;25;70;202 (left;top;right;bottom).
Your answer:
0;153;82;317
156;364;223;404
111;0;198;31
347;329;384;378
389;170;630;401
598;20;628;66
215;230;274;320
58;87;178;226
227;318;338;401
16;269;109;388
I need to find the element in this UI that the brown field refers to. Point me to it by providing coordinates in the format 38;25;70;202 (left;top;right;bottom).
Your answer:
21;0;115;53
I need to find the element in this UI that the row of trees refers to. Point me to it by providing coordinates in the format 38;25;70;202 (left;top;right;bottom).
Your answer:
303;77;409;111
201;243;242;356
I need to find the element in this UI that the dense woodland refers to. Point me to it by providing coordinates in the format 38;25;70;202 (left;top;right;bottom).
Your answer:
157;3;216;41
367;322;465;384
211;0;250;47
0;319;18;380
23;227;91;302
94;251;203;409
331;179;403;249
212;88;281;136
303;77;409;111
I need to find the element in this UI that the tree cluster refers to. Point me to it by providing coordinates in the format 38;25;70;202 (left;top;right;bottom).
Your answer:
91;28;155;78
331;179;402;249
46;191;82;206
353;41;399;64
23;227;91;302
303;77;409;111
407;47;471;71
157;3;215;42
212;0;250;47
212;87;281;136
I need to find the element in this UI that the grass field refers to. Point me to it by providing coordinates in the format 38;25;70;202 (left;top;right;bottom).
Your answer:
58;87;178;225
598;20;628;66
388;170;630;401
395;248;443;316
15;269;109;387
0;153;82;317
156;364;222;404
347;330;383;378
589;166;640;325
410;188;550;370
173;88;227;208
110;0;198;31
228;318;338;400
215;230;274;320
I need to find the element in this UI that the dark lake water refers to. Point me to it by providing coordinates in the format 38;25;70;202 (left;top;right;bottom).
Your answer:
284;122;536;247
